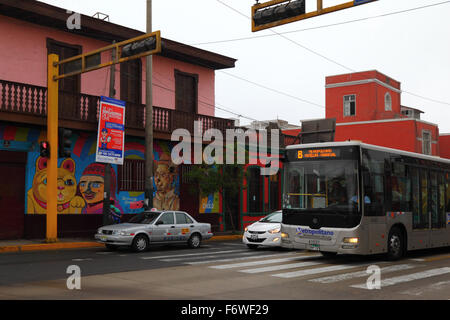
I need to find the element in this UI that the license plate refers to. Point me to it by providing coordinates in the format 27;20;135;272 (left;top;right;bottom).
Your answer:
251;234;258;241
309;240;320;251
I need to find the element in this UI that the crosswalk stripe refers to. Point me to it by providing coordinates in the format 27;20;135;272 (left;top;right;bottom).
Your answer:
210;254;320;270
240;261;323;274
309;264;415;284
187;252;299;265
161;251;260;262
272;263;372;279
140;249;246;260
351;267;450;289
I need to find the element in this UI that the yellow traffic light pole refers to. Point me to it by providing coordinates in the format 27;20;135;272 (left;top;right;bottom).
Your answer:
46;53;59;243
44;31;161;242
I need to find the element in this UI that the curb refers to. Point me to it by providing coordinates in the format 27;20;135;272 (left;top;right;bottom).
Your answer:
0;234;243;253
0;242;104;254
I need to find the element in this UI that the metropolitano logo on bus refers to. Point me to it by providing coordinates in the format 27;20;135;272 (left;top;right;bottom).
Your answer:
171;121;280;175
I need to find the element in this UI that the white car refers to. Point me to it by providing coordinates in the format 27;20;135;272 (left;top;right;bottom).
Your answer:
243;210;282;249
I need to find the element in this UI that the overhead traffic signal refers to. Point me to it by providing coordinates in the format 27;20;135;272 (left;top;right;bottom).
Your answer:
58;128;72;158
253;0;305;27
40;141;50;158
121;36;157;58
251;0;379;32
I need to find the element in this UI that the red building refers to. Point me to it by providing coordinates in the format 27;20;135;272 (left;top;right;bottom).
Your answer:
283;70;449;158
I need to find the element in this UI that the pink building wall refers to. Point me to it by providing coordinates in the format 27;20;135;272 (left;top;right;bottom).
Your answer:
0;15;215;116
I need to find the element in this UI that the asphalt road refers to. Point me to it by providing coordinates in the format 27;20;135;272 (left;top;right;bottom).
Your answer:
0;240;449;301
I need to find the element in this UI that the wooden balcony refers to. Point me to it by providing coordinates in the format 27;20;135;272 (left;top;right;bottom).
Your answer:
0;79;235;138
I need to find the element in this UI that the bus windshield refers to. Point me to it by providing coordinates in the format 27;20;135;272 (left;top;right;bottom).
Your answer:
283;159;359;214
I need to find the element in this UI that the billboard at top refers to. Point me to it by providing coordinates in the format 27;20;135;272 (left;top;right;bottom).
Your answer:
96;96;126;165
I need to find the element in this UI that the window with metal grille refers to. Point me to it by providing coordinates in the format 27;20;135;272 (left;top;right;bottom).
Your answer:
118;159;145;191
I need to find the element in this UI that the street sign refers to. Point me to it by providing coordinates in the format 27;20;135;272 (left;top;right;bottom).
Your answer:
96;96;126;165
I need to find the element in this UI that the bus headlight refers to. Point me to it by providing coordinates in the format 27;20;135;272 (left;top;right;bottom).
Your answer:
343;237;359;244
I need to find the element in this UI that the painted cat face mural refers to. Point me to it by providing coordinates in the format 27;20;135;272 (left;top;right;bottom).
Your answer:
27;157;85;214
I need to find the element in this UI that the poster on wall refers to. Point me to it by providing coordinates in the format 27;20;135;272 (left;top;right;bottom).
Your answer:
96;96;125;165
199;192;221;214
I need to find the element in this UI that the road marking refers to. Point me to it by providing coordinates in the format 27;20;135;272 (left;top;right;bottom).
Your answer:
210;254;320;270
400;280;450;297
351;267;450;289
309;264;415;284
161;251;259;262
272;263;372;279
240;261;323;274
140;249;247;260
72;258;93;262
186;252;298;265
423;254;450;262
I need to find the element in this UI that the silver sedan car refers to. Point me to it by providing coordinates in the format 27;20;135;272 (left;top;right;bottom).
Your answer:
95;210;213;252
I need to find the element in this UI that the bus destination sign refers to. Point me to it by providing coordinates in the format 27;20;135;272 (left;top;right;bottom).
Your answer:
297;148;340;159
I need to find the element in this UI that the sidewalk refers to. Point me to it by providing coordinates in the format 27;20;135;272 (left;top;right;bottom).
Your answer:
0;232;243;254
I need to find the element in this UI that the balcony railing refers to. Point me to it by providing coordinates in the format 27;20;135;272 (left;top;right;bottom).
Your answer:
0;79;235;135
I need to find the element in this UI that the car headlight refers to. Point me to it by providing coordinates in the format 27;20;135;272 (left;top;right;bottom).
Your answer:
97;229;103;234
268;227;281;234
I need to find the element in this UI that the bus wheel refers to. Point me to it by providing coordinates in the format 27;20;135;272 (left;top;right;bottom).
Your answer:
387;227;404;260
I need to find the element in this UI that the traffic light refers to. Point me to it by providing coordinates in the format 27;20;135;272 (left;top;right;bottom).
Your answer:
58;128;72;158
121;36;157;58
40;141;50;158
253;0;305;28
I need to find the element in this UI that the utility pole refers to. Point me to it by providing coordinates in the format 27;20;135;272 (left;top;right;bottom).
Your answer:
102;42;116;225
145;0;154;209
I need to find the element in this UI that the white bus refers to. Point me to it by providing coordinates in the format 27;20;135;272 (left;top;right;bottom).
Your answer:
281;141;450;260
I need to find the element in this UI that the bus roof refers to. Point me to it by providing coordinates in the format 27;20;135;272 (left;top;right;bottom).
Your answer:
286;141;450;164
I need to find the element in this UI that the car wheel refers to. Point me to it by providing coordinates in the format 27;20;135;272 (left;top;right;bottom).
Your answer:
387;227;404;261
188;233;202;248
247;244;258;250
132;234;149;252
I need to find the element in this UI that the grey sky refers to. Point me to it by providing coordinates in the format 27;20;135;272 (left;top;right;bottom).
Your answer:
39;0;450;132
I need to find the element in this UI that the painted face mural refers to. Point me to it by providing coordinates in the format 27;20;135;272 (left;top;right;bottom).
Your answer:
78;162;122;214
153;153;180;211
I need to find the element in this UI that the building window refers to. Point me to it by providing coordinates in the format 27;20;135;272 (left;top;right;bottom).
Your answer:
343;95;356;116
175;70;198;114
120;59;142;104
422;130;432;155
118;159;145;191
385;92;392;111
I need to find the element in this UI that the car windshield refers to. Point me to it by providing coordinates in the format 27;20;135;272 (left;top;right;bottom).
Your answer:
283;159;359;214
260;211;282;223
128;212;161;224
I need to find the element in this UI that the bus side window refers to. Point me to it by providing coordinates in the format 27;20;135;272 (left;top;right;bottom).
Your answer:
362;150;385;216
411;167;421;229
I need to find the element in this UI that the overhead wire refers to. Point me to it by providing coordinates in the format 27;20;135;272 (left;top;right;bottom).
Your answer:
213;0;450;108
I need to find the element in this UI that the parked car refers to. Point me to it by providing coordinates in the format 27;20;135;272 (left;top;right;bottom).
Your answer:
95;210;213;252
242;210;282;249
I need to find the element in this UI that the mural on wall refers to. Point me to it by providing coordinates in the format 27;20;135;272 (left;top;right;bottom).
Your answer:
153;153;180;210
27;157;85;214
18;126;180;214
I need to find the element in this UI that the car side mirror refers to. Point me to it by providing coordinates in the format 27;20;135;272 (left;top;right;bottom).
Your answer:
155;220;163;226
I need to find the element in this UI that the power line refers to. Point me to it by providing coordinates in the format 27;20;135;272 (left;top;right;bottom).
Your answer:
214;0;450;108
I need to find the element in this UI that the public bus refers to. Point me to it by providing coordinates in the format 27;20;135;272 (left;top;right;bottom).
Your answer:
280;141;450;260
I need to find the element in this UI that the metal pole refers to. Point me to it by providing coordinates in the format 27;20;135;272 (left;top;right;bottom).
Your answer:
46;54;59;243
145;0;154;209
102;43;116;225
